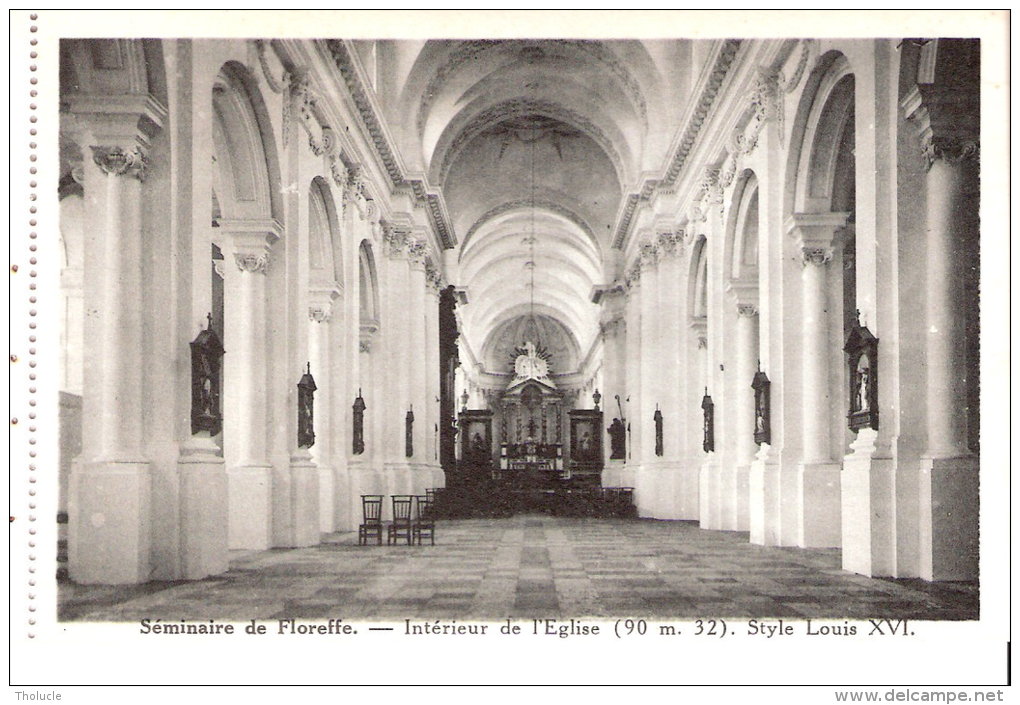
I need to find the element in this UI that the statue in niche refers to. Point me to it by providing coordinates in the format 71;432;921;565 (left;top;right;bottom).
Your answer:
844;311;879;431
297;363;317;449
608;418;626;460
190;314;225;437
352;390;366;455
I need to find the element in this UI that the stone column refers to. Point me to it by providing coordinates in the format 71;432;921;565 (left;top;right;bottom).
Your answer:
728;287;759;532
622;263;643;493
221;221;279;550
594;285;627;487
903;84;979;581
788;213;849;548
407;241;430;494
309;289;339;533
655;229;685;519
68;110;160;584
636;237;661;516
687;318;706;522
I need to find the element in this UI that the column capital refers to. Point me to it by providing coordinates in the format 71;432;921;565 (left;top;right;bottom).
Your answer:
218;218;282;275
786;211;850;253
901;84;979;172
727;281;759;313
639;238;660;268
801;246;834;266
700;167;725;206
656;229;684;260
90;145;149;181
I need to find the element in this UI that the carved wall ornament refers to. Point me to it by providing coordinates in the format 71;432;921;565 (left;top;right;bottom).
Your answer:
802;246;834;266
359;338;372;354
697;336;708;350
782;39;817;95
382;221;409;258
701;168;725;205
254;39;290;94
599;315;625;340
90;145;148;181
689;204;707;225
234;251;270;274
212;259;226;280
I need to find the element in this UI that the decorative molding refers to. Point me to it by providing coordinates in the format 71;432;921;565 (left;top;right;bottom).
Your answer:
90;145;148;181
782;39;816;95
234;251;270;274
326;40;457;249
611;40;741;250
254;39;290;94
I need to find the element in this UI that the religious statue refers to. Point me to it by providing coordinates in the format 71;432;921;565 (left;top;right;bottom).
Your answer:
855;356;870;412
352;390;366;455
608;418;626;460
297;363;317;449
190;314;225;437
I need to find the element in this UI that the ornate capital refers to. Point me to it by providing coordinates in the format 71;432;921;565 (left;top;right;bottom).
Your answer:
91;145;148;181
751;67;783;125
657;230;683;259
234;251;270;274
737;303;759;317
623;260;642;290
697;336;708;350
309;306;331;323
802;246;833;266
407;238;428;268
921;135;979;171
902;84;979;173
382;221;410;259
424;256;444;292
359;339;372;353
639;238;660;267
701;168;724;206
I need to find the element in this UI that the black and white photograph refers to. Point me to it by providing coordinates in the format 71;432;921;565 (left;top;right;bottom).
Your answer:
9;9;1010;695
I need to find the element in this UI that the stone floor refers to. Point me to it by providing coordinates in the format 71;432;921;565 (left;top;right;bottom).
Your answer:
58;515;978;622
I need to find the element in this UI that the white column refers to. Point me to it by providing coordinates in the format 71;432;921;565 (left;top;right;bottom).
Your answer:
407;246;429;494
69;133;155;584
595;286;627;487
730;295;759;531
309;290;339;533
636;239;660;516
686;318;706;522
905;85;980;580
788;213;848;548
222;222;279;550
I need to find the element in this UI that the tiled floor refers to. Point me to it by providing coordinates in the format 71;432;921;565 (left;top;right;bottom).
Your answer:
59;515;978;621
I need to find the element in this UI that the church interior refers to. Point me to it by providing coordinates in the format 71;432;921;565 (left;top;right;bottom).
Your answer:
56;36;981;620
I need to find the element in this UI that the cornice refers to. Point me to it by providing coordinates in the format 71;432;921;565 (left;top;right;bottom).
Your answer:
611;39;742;251
323;40;457;250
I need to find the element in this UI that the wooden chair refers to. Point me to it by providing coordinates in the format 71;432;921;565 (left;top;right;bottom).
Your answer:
387;495;415;546
412;495;436;546
358;495;384;546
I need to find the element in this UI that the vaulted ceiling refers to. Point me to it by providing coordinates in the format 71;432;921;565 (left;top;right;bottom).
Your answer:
372;39;694;378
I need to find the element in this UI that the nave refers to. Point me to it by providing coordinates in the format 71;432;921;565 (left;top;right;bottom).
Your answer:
60;516;977;622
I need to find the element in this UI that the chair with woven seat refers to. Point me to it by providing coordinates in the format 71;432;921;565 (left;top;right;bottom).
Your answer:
358;494;384;546
412;495;436;546
387;494;414;546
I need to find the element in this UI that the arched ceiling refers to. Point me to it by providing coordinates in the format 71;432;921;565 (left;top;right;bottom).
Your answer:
380;39;689;378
